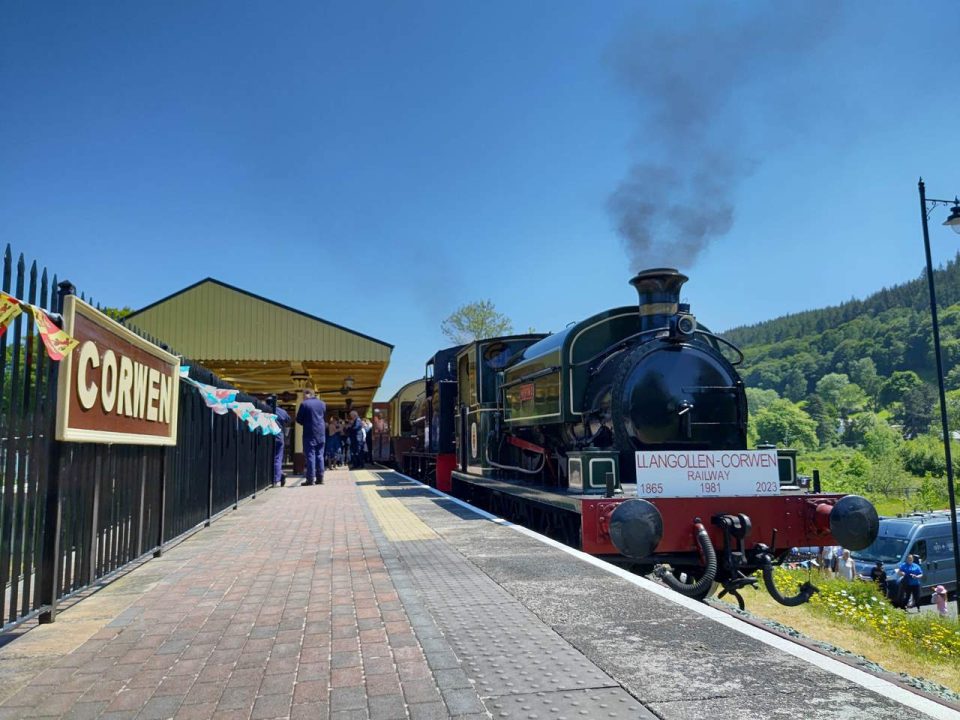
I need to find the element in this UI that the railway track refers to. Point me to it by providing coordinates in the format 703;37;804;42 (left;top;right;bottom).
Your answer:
391;469;960;720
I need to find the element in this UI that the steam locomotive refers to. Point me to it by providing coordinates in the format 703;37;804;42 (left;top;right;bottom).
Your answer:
397;269;879;607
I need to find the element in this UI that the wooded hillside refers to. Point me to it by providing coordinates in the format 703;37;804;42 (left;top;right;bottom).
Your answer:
720;255;960;510
724;253;960;398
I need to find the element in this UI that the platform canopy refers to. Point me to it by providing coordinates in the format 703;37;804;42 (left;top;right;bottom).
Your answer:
125;278;392;412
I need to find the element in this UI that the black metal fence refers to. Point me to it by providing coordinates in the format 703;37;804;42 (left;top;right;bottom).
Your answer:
0;245;274;629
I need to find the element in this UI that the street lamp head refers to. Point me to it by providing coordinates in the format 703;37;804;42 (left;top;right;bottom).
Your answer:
944;199;960;235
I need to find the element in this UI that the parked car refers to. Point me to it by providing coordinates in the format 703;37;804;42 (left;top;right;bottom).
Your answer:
851;511;958;604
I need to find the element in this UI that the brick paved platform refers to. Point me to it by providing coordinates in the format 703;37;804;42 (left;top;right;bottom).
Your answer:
0;468;952;720
0;470;486;720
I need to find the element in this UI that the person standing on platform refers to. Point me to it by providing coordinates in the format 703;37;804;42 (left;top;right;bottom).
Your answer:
348;410;365;469
273;404;291;487
326;414;342;469
296;390;327;486
363;416;373;464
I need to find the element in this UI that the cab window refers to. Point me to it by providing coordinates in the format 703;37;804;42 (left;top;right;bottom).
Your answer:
910;540;927;562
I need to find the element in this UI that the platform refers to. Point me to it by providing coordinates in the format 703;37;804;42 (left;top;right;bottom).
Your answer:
0;468;953;720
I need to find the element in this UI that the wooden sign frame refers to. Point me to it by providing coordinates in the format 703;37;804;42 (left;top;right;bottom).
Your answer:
56;296;181;445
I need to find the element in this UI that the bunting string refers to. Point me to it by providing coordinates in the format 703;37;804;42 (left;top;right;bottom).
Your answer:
179;366;282;436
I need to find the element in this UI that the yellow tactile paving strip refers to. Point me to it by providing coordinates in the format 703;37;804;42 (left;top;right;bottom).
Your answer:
354;470;439;542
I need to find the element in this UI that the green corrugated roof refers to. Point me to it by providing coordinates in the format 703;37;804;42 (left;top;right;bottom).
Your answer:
126;278;392;362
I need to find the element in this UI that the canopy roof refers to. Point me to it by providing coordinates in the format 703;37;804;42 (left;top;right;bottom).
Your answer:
126;278;392;409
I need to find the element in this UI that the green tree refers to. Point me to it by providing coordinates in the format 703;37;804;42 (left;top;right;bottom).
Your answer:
848;357;881;402
917;475;948;510
844;412;900;460
946;390;960;431
815;373;867;418
745;387;780;414
781;368;808;402
753;399;818;450
945;366;960;392
804;394;837;447
867;450;911;497
900;433;951;476
897;383;937;438
102;306;133;322
824;451;871;495
879;370;923;408
440;300;513;344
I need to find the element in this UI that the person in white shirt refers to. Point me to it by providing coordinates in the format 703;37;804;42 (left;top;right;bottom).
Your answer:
839;549;856;581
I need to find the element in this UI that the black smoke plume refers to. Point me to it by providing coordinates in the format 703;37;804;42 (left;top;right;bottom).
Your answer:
607;5;836;270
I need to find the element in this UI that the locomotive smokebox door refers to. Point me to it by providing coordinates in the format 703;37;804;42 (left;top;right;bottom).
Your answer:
567;450;620;495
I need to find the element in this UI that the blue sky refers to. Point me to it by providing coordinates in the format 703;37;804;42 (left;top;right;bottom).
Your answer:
3;2;960;400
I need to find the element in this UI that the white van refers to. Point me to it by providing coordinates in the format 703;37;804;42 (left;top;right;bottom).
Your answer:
851;511;958;603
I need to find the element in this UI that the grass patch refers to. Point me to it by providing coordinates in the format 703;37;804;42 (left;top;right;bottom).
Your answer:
718;569;960;693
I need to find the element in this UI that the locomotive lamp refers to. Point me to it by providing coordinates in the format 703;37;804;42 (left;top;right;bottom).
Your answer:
918;178;960;616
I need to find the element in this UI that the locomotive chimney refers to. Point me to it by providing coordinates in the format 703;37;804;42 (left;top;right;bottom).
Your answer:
629;268;689;332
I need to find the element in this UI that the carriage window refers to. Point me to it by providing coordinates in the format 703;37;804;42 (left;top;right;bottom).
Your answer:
400;401;414;433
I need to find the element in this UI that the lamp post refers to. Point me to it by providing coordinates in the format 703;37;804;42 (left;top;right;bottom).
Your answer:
918;178;960;616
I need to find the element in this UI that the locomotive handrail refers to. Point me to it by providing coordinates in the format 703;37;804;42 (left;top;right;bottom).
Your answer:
693;330;745;366
485;445;545;475
573;325;744;373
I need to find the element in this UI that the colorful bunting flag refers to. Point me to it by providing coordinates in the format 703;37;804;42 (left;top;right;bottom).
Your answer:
178;365;281;435
29;305;79;361
0;292;22;339
197;384;239;414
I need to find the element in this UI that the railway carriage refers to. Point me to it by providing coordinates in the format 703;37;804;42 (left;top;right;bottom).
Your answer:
386;378;425;466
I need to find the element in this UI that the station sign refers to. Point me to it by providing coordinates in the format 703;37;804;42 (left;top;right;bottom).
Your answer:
56;296;180;445
634;449;780;498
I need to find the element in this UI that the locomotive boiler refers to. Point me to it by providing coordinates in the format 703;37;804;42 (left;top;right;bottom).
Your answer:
413;269;879;607
497;269;746;479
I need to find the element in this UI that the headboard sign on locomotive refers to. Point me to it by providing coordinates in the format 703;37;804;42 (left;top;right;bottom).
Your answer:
56;296;180;445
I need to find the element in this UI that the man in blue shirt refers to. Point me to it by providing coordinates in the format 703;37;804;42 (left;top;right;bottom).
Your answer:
896;554;923;611
296;390;327;486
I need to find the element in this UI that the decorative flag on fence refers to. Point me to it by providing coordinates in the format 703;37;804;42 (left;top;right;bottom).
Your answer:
197;384;239;414
0;292;22;338
29;305;79;361
178;365;282;436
